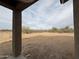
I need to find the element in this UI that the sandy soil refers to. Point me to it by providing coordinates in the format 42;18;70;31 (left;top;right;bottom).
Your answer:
0;32;74;59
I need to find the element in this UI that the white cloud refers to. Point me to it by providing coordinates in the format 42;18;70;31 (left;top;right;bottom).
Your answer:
0;6;12;29
22;0;73;29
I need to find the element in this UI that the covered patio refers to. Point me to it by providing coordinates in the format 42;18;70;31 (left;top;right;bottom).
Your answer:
0;0;78;59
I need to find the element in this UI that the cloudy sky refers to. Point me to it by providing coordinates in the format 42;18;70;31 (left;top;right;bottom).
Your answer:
0;0;73;30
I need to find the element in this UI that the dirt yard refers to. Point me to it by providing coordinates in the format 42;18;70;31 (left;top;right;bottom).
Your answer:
0;32;74;59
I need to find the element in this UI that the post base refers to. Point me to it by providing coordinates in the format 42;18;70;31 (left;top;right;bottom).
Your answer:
7;55;26;59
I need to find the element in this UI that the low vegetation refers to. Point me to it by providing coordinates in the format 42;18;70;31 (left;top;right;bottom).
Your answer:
22;26;74;34
49;26;74;33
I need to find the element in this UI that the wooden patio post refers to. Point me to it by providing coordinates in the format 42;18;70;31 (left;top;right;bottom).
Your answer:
73;0;79;59
12;10;22;57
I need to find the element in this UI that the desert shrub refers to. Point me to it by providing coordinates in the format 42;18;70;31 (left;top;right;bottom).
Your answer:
49;26;74;33
60;26;74;33
22;26;31;34
49;27;59;32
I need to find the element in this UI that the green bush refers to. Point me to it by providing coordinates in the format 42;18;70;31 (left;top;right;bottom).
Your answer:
22;26;31;34
49;26;74;33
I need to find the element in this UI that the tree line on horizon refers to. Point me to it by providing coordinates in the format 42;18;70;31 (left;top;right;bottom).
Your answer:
0;26;74;33
22;26;74;34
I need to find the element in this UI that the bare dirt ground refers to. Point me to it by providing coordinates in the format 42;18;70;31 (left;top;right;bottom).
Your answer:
0;32;74;59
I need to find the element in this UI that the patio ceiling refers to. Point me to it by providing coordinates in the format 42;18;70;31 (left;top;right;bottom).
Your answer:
0;0;38;11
